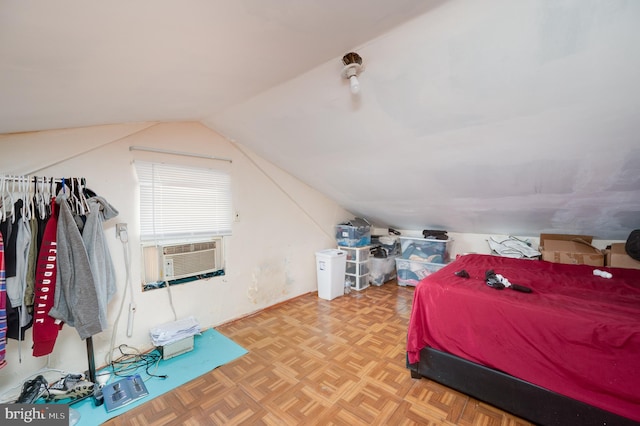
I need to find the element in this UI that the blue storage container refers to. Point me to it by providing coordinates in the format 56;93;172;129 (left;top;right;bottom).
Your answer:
336;224;371;247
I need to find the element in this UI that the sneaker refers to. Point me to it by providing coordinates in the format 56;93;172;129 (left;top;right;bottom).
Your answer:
485;270;505;290
46;373;95;402
16;375;49;403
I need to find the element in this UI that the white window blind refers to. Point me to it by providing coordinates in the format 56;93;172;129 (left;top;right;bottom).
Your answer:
135;161;232;241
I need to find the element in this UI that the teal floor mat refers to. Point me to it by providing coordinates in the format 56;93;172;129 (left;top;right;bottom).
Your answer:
72;328;247;425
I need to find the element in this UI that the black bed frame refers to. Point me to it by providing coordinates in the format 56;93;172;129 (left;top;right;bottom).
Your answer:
407;346;638;426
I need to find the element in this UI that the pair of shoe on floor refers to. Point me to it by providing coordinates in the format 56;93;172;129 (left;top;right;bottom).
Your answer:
16;373;95;404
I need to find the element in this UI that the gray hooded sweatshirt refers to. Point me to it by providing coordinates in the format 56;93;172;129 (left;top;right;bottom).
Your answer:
82;196;119;332
49;192;100;339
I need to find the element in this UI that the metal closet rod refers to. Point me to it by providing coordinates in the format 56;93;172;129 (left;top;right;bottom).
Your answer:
1;175;80;184
129;145;233;163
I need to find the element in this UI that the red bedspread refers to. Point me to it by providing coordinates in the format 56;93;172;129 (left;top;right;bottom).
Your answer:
406;254;640;422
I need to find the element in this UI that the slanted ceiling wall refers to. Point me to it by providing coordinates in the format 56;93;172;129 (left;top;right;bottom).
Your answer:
205;0;640;240
2;1;639;239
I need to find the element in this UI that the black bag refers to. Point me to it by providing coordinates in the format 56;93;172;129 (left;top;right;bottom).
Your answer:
625;229;640;261
422;229;448;240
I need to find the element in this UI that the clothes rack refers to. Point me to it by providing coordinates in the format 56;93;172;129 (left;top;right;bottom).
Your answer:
0;174;107;399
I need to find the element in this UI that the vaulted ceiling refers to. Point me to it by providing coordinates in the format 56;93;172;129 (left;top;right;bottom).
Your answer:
2;0;639;239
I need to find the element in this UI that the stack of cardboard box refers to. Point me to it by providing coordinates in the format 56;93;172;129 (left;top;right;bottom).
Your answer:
538;233;640;270
539;234;604;266
606;243;640;270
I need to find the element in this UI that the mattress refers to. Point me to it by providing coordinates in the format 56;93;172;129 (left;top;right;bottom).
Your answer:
406;254;640;422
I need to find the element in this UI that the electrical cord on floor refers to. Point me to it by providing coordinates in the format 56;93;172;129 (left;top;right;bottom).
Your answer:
0;367;70;404
109;344;167;380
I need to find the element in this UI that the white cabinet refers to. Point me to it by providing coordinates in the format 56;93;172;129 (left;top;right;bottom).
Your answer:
339;246;370;291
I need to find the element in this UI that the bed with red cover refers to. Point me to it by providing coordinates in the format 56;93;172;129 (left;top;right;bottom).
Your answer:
406;254;640;425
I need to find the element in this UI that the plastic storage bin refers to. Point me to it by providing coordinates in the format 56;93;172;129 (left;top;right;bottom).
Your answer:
369;256;397;286
395;258;445;287
340;246;370;262
399;237;452;263
345;274;369;291
336;224;371;247
315;249;347;300
346;261;369;276
371;235;401;256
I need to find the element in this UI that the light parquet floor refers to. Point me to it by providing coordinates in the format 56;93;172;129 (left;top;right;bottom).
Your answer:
103;281;533;426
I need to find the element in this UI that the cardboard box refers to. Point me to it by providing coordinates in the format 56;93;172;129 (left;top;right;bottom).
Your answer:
606;243;640;270
539;234;604;266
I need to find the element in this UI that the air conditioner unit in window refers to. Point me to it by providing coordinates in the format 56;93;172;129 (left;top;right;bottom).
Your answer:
143;238;223;283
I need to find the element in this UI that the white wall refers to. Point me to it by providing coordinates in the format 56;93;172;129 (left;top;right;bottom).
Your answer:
0;122;352;397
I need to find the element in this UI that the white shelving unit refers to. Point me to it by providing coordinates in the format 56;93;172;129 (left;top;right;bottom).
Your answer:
339;246;370;291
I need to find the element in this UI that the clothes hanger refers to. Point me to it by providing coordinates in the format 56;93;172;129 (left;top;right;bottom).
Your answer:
45;177;53;217
74;178;85;215
19;176;28;222
42;177;54;220
69;177;78;214
14;176;25;223
0;175;6;223
20;176;29;222
26;176;35;221
57;177;65;198
8;176;16;224
62;177;77;214
33;177;42;220
73;178;88;215
78;178;90;215
82;178;97;198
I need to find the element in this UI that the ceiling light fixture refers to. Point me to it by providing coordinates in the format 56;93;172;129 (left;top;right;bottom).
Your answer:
341;52;364;94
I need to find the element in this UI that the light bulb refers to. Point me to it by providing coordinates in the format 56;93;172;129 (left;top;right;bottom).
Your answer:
349;75;360;94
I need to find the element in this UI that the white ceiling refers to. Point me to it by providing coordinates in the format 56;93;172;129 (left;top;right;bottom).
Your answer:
2;0;640;240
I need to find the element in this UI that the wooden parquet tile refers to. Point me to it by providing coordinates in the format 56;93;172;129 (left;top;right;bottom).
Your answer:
103;281;533;426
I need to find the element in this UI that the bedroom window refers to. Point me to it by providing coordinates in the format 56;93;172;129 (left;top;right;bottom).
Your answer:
134;161;232;290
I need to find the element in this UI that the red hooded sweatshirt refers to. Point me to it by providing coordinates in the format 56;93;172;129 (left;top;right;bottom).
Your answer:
32;199;63;357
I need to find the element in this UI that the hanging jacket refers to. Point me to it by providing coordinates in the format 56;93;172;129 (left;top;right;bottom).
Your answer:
24;216;39;313
32;200;63;357
5;203;33;329
82;196;118;331
0;233;7;369
0;200;19;277
4;200;33;340
49;192;101;340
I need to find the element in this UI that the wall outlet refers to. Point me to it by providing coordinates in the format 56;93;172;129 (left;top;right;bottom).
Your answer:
116;223;128;240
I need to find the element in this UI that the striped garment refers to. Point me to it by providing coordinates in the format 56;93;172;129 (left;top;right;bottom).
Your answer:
0;233;7;369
